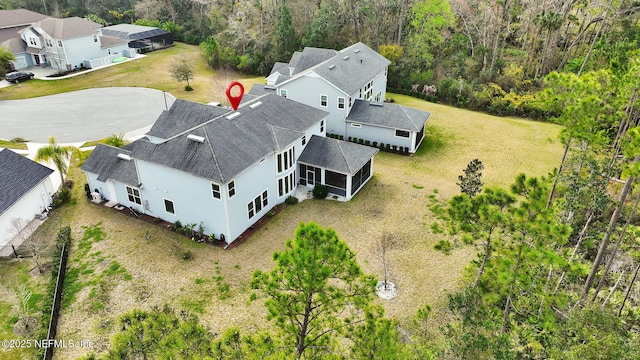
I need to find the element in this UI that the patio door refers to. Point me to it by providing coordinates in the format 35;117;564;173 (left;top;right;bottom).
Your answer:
307;170;315;186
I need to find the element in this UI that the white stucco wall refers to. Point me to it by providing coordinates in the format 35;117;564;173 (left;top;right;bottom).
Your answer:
0;178;54;247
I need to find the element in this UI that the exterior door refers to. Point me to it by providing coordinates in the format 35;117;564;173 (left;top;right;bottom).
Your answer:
307;170;315;186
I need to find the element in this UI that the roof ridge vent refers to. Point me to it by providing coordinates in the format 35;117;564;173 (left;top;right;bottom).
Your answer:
117;153;132;161
226;112;241;120
343;56;349;60
369;102;384;107
328;64;335;70
249;101;263;109
187;134;205;143
354;49;360;53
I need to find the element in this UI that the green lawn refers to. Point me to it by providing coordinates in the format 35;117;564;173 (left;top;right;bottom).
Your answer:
0;43;564;358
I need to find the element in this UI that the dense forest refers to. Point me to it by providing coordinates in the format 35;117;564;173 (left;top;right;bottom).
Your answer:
3;0;640;358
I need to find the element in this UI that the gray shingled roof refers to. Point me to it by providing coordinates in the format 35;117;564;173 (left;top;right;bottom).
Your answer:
147;99;229;139
101;24;169;41
84;94;329;185
247;84;277;97
35;17;101;39
346;100;430;131
100;35;127;48
0;149;53;216
80;144;139;187
273;42;390;95
0;9;48;29
298;136;378;175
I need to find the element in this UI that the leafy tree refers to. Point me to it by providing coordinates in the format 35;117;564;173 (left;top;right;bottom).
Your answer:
251;222;375;357
200;36;221;68
347;305;408;359
169;57;194;89
456;158;484;197
0;45;16;76
104;133;125;147
275;4;299;61
34;136;76;186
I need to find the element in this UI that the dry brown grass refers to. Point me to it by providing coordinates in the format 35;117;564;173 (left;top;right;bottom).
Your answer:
40;95;564;358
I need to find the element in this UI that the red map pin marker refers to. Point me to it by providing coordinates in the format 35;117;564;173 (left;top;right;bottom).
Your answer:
225;81;244;110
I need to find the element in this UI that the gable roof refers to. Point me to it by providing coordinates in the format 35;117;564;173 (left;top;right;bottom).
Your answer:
298;135;378;175
346;100;430;131
0;149;53;216
85;94;329;184
0;9;48;29
272;42;390;95
33;17;101;39
80;144;139;187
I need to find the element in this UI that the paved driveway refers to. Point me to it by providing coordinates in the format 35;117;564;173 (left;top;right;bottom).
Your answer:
0;87;175;143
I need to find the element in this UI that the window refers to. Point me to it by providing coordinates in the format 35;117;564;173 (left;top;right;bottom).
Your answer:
364;80;373;99
278;171;296;197
126;186;141;205
57;40;63;47
320;94;328;107
107;48;112;55
277;147;295;173
320;120;325;133
395;129;410;138
228;181;236;198
212;183;221;199
93;34;98;43
375;92;381;102
45;38;52;47
280;89;288;98
248;190;269;219
337;97;345;109
302;135;306;145
164;199;175;214
28;37;37;46
351;123;361;128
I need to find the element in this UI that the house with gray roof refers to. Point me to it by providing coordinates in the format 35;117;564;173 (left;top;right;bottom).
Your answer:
0;9;132;71
101;23;173;51
0;149;54;249
81;93;378;245
266;42;430;153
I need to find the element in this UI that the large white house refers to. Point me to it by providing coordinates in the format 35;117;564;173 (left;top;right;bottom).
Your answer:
260;42;431;153
81;94;378;244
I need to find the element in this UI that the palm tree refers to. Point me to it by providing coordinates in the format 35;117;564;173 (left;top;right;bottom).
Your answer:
34;136;76;186
0;46;16;75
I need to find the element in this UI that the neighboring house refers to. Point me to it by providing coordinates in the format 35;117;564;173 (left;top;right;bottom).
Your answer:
0;9;137;71
101;24;173;51
81;94;378;244
0;149;54;249
265;42;430;153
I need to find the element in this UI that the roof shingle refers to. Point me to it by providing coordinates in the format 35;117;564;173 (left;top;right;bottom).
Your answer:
0;149;53;215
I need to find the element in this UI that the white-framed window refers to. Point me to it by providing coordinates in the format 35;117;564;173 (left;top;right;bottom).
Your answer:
395;129;410;138
349;97;352;108
212;183;221;199
277;146;295;173
280;89;288;98
164;199;175;214
248;190;269;219
337;97;345;109
28;37;37;46
320;120;324;133
320;94;328;107
45;38;52;47
374;92;382;102
57;40;63;47
107;48;112;55
351;123;361;128
364;80;373;99
126;186;141;205
228;181;236;198
278;171;296;197
93;34;98;43
302;135;306;145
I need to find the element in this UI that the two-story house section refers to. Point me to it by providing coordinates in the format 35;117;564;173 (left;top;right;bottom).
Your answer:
81;94;378;245
266;42;430;154
267;42;390;136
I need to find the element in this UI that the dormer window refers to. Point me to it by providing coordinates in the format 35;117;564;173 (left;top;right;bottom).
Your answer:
57;40;63;47
45;38;52;47
28;37;37;46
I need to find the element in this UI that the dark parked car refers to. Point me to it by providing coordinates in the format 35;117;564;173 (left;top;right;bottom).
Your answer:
5;71;34;83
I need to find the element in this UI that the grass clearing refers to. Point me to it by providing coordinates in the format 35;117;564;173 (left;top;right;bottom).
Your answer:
0;139;28;150
41;95;563;358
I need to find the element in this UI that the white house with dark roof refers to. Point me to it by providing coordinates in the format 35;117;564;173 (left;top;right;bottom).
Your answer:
81;94;378;244
0;9;131;71
0;149;54;250
264;42;430;153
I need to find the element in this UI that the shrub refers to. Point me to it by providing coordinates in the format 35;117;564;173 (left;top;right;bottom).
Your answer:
64;179;75;189
172;220;183;233
181;250;193;260
339;135;344;140
386;144;391;151
312;185;329;199
52;187;71;207
185;85;193;91
285;196;299;205
365;140;370;146
380;143;385;151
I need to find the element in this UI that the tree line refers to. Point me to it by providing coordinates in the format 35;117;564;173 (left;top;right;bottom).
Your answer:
2;0;638;116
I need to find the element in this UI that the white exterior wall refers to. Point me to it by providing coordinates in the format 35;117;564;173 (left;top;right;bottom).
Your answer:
99;43;129;58
345;123;414;151
0;179;53;247
278;74;349;136
61;35;101;70
86;173;118;202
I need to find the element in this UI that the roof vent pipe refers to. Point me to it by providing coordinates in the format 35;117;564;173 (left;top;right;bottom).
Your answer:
187;134;205;143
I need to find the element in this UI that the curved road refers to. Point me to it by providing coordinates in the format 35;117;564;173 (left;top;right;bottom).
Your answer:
0;87;175;143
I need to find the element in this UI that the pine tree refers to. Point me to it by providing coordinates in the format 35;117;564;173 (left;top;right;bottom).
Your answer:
457;158;484;197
